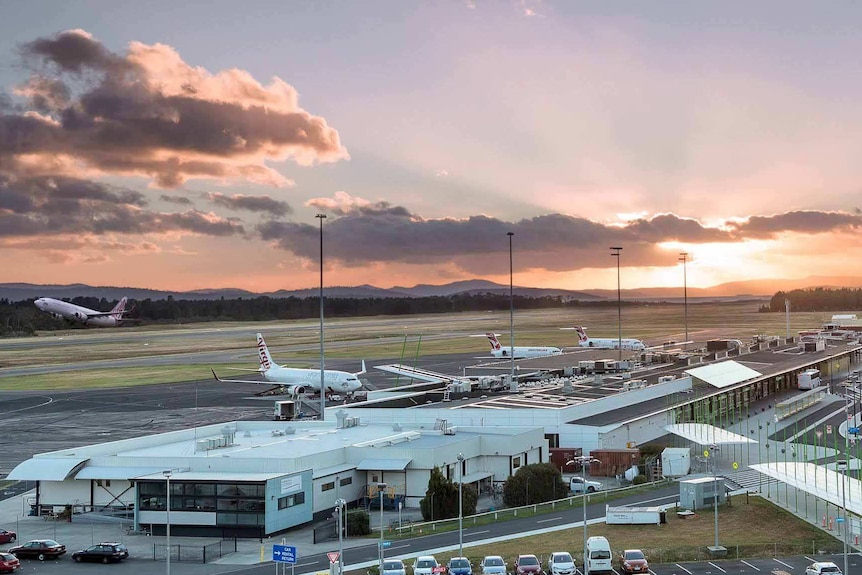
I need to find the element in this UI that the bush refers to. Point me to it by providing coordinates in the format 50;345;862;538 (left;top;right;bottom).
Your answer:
632;475;648;485
346;509;370;536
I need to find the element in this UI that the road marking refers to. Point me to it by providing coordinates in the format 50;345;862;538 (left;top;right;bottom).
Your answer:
389;544;411;551
295;562;318;568
708;562;727;573
464;530;490;537
741;560;761;571
537;516;564;523
675;565;693;575
773;559;794;569
804;557;816;563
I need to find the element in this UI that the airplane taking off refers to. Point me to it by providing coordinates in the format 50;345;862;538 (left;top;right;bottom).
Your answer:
485;332;563;359
211;333;366;398
34;297;133;327
568;326;646;351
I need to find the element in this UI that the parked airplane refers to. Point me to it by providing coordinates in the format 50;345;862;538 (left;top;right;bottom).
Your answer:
34;297;134;327
211;333;366;397
485;332;563;359
568;326;646;351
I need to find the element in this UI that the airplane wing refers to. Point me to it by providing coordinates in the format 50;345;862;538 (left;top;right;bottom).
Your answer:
374;364;456;384
85;311;132;318
645;340;695;351
211;368;272;385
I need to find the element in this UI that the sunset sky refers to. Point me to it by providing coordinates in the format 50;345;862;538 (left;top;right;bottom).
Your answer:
1;1;861;293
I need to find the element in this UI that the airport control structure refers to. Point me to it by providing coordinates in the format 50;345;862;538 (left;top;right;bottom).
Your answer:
9;323;862;537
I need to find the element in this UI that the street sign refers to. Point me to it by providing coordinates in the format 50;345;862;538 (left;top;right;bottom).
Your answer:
732;462;739;470
273;544;297;564
379;541;391;549
827;425;833;434
849;426;860;435
837;517;845;523
703;449;709;457
328;552;340;564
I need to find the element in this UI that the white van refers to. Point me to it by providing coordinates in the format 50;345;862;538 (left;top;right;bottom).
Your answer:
586;536;612;574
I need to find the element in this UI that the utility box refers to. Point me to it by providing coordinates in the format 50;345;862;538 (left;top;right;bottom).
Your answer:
680;476;725;510
274;400;296;421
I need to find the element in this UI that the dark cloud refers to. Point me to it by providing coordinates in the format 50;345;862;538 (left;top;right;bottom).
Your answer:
729;210;862;238
307;195;412;217
206;192;291;216
160;194;193;206
2;29;347;188
0;175;244;238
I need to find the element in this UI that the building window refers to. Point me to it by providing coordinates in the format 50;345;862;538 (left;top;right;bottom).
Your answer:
322;482;335;492
512;456;521;470
339;477;352;487
278;492;305;509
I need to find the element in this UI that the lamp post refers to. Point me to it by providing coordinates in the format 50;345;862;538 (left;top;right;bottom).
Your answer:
679;253;688;349
708;444;720;550
163;469;172;575
335;498;346;575
316;213;327;420
457;453;464;558
838;452;849;575
610;247;623;362
568;456;600;575
508;232;515;392
377;482;387;575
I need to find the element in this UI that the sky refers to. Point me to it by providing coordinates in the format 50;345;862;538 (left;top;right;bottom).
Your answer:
1;1;861;293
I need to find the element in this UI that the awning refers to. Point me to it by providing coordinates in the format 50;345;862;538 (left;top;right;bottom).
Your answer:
76;466;165;480
752;462;862;516
134;471;287;482
664;423;756;445
460;471;493;484
356;458;411;471
685;360;762;388
7;457;89;481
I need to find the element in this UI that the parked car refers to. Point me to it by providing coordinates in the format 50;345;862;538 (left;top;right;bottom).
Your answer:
0;553;20;573
448;557;472;575
513;554;543;575
570;477;603;493
383;560;407;575
480;556;507;575
414;555;441;575
586;536;612;574
0;530;15;544
619;550;648;574
98;542;128;560
547;552;575;575
72;543;128;564
806;562;842;575
8;540;66;561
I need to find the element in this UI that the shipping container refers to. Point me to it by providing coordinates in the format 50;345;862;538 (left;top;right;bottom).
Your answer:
550;447;583;472
605;505;666;525
589;448;640;477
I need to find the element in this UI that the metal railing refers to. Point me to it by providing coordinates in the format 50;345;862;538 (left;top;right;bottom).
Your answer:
151;538;237;563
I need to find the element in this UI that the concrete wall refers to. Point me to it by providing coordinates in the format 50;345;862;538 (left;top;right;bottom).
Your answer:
139;510;217;526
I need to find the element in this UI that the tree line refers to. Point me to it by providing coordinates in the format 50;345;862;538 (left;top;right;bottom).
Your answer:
0;294;647;337
760;287;862;312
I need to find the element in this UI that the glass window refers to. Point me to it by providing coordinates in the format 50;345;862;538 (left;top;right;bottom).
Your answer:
195;484;216;496
198;498;216;511
218;484;239;496
216;512;237;525
340;477;352;486
217;499;239;511
139;482;165;496
322;482;335;492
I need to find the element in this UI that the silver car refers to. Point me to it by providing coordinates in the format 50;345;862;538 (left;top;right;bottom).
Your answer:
384;559;407;575
481;556;507;575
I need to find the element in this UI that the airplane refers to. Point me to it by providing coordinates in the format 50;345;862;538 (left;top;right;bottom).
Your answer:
567;326;646;351
485;332;563;359
34;297;134;327
211;333;366;398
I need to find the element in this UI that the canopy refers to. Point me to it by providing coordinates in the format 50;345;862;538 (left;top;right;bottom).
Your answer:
685;360;762;388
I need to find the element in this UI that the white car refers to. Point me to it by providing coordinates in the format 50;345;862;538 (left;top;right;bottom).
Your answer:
570;476;603;493
414;556;440;575
547;552;575;575
805;562;841;575
384;560;407;575
481;555;507;575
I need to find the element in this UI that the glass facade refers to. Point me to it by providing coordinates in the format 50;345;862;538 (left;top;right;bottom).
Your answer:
138;481;266;526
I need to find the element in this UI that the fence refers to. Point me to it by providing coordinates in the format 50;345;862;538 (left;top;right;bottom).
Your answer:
151;539;237;563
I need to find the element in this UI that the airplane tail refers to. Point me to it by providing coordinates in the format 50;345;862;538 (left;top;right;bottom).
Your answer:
110;297;130;320
486;332;502;350
256;333;277;370
574;326;589;343
354;360;367;376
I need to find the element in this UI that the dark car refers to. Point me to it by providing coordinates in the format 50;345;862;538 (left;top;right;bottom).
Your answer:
0;552;20;573
514;555;543;575
72;543;128;564
8;539;66;561
98;542;128;560
0;530;15;544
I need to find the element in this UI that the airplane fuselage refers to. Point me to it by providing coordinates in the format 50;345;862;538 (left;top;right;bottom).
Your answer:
34;298;121;327
263;365;363;394
578;338;645;351
490;347;562;359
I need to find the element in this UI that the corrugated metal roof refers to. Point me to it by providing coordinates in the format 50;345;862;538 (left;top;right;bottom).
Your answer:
356;458;411;471
134;471;289;482
460;471;493;484
685;360;762;388
312;463;357;479
76;466;165;480
7;457;89;481
663;423;756;445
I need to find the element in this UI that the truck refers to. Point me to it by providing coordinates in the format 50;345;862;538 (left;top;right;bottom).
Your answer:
798;369;822;390
274;400;296;421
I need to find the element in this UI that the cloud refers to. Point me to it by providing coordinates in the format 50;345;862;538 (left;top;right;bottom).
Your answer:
306;191;413;217
728;210;862;238
205;192;292;216
2;29;348;189
160;194;193;205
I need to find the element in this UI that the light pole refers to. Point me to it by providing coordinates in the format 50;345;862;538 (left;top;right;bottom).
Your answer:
316;213;326;420
679;252;688;350
377;482;387;575
610;247;623;362
508;232;515;392
708;444;720;550
335;498;346;575
568;456;600;575
163;469;172;575
837;454;849;575
457;453;464;558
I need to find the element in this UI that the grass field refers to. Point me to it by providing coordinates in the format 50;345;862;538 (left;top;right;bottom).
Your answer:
360;496;840;570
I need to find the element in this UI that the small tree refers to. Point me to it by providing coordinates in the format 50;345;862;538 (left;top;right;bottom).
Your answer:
346;509;370;536
420;466;479;520
502;463;568;507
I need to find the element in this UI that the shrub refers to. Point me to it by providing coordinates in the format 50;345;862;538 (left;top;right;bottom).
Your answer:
632;475;648;485
346;509;370;536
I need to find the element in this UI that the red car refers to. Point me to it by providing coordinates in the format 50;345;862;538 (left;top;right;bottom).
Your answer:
514;555;543;575
0;530;15;544
0;552;20;573
619;550;649;574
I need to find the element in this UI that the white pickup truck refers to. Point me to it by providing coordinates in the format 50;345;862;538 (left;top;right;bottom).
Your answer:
570;476;604;493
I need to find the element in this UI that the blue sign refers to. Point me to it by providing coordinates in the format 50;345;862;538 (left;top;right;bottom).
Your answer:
379;541;391;549
273;545;297;564
837;517;845;524
849;427;860;435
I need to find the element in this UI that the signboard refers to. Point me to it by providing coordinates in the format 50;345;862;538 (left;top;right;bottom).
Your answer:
732;462;739;470
281;476;302;494
827;425;833;434
328;552;340;564
849;427;860;435
273;545;297;564
379;541;391;549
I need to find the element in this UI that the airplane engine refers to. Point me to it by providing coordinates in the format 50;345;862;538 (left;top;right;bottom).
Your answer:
74;311;87;320
284;385;305;398
52;313;64;320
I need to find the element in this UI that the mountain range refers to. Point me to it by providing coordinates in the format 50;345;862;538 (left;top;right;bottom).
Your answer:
2;275;862;303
